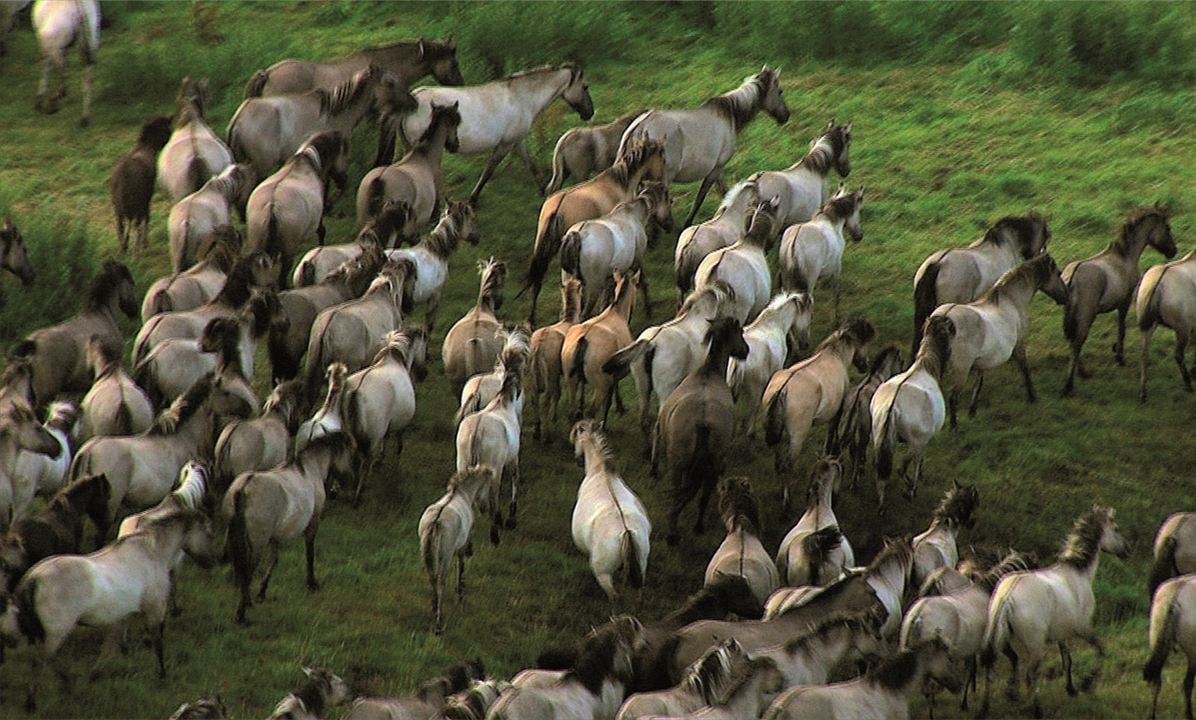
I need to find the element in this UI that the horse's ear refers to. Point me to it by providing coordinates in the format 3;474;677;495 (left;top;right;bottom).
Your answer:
302;666;314;677
418;39;427;59
952;479;961;489
844;122;852;133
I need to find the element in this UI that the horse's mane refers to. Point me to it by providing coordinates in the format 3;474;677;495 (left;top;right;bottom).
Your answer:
983;213;1043;248
564;616;639;694
214;253;266;307
372;328;418;367
677;282;730;318
173;464;208;511
417;103;462;146
975;550;1036;591
54;472;109;513
719;477;761;536
300;131;345;171
476;258;507;307
575;420;618;473
816;317;875;353
917;316;954;377
782;610;879;653
86;261;133;312
805;456;841;508
0;357;34;388
446;467;492;495
425;201;472;258
318;66;377;116
868;644;924;691
774;569;864;617
497;361;522;403
442;678;507;720
196;227;241;272
263;380;302;418
502;61;578;82
710;655;776;707
702;70;772;131
1114;205;1170;253
1058;507;1111;569
680;639;741;703
295;432;351;473
326;245;384;287
866;343;903;378
202;316;243;373
983;253;1053;303
702;315;742;352
608;138;662;186
796;124;850;174
865;538;913;577
666;574;760;624
559;278;583;323
932;483;979;529
712;180;757;221
148;374;213;436
818;192;861;222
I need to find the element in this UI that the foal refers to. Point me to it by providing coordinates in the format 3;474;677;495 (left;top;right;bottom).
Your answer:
419;467;498;633
562;271;639;424
110;115;172;253
529;279;583;441
705;477;776;604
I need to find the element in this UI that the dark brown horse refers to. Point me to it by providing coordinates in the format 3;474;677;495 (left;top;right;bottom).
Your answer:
0;473;110;592
0;219;36;296
110;115;172;253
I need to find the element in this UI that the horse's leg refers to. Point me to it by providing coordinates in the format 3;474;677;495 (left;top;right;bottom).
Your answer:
637;272;653;319
257;541;280;602
908;453;924;500
693;475;716;536
1183;661;1195;720
1059;641;1077;696
1025;654;1044;718
1004;646;1020;702
948;388;960;431
1013;342;1036;404
514;141;543;188
967;371;986;417
505;459;520;530
1176;330;1192;392
116;216;128;254
79;60;94;127
961;656;976;710
456;542;472;601
153;621;167;679
683;170;721;229
666;472;696;546
35;53;52;112
612;379;627;417
1114;300;1131;365
832;274;843;325
469;143;514;206
352;452;375;508
1078;630;1104;692
304;519;321;591
425;291;440;333
1140;325;1155;403
431;555;444;634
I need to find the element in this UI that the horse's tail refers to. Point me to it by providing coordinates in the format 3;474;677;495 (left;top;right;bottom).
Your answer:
468;423;485;470
1144;583;1180;685
131;354;157;406
268;319;298;382
68;445;92;484
875;397;899;482
11;575;45;645
801;525;843;586
9;339;35;360
912;261;940;356
146;287;172;317
677;424;718;499
1137;266;1167;332
764;388;787;447
454;389;482;427
602;338;646;382
186;155;207;198
463;339;488;387
113;390;133;436
226;487;253;598
675;242;701;297
569;335;588;385
295;256;317;287
1062;281;1080;342
980;584;1016;669
545;131;573;195
519;211;564;301
244;70;269;98
303;324;330;406
559;228;583;281
620;530;645;592
421;516;441;588
213;429;234;494
1149;535;1179;597
365;176;387;220
264;210;283;259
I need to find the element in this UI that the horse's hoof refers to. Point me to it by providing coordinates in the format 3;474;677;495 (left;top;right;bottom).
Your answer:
79;115;91;129
505;515;518;530
307;580;321;592
1066;684;1078;697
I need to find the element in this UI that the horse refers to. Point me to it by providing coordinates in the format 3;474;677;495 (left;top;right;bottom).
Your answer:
455;367;523;535
704;477;776;604
529;279;582;441
1151;512;1196;597
246;131;351;285
295;363;348;453
604;282;734;437
912;212;1051;353
1061;205;1175;395
387;198;480;330
571;419;650;603
762;318;875;512
110;115;172;253
900;549;1034;716
245;37;462;97
420;467;498;634
270;244;385;382
158;77;235;202
749;120;854;230
342;327;429;504
1;509;215;712
10;400;77;522
750;610;888;690
618;66;790;227
911;481;980;591
169;696;228;720
141;226;243;321
562;271;639;424
833;344;903;489
457;327;528;424
443;678;512;720
870;316;955;511
398;62;594;204
213;379;303;496
693;197;780;323
443;257;507;397
358;102;461;239
77;336;153;442
546;110;644;195
653;316;748;545
930;253;1068;424
522;136;666;325
638;654;784;719
762;639;961;720
778;185;865;322
0;472;109;593
1145;574;1196;720
0;403;63;532
674;180;759;299
168;164;256;272
266;667;353;720
31;0;100;125
10;261;137;408
71;373;253;540
560;182;673;316
229;64;412;179
293;201;407;286
486;616;645;720
0;217;36;292
1136;246;1196;402
776;458;854;587
302;259;415;403
223;432;355;624
345;660;488;720
616;640;749;720
979;505;1130;718
727;292;813;438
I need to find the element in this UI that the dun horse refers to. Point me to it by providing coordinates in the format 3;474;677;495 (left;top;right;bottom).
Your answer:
292;201;407;286
1136;246;1196;402
705;477;776;604
776;458;854;587
529;279;582;441
834;344;903;489
158;78;234;201
141;226;242;321
168;163;256;272
693;197;780;323
562;271;639;424
0;473;110;592
1145;574;1196;720
457;327;528;423
454;366;523;536
11;401;77;522
213;380;303;496
266;668;353;720
245;38;463;97
545;110;644;195
616;640;750;720
674;180;759;299
1151;512;1196;597
110;115;172;253
345;661;488;720
78;335;154;442
749;120;854;230
442;257;507;398
32;0;100;125
911;481;980;591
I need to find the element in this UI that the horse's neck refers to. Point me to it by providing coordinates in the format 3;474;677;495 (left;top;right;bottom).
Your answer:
802;624;852;671
297;445;335;486
789;138;834;174
1113;228;1150;263
813;483;835;519
717;80;762;132
991;276;1038;313
581;444;609;478
511;68;571;113
612;291;635;321
415;122;450;163
702;344;735;376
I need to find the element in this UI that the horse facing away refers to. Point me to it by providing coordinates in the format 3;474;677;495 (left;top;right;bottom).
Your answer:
619;66;790;227
455;366;523;538
571;419;650;603
78;335;153;442
387;198;480;331
1151;512;1196;597
834;343;903;489
674;180;759;300
776;457;854;587
562;271;639;424
213;379;303;496
529;279;582;441
1145;574;1196;720
1136;246;1196;402
1062;205;1175;395
546;110;644;195
168;163;256;273
110;115;172;253
443;257;507;398
749;120;854;231
292;201;405;287
911;481;980;591
141;226;243;321
693;197;779;324
158;78;235;202
32;0;100;125
726;292;813;438
420;467;497;634
344;660;488;720
778;184;865;322
704;477;776;604
979;505;1130;718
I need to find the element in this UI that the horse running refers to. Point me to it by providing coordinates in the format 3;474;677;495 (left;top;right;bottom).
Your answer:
776;457;855;587
1136;246;1196;402
704;477;777;604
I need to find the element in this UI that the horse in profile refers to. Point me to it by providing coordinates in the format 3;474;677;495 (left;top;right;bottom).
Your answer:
750;120;854;230
141;226;243;321
245;38;463;98
32;0;100;125
1136;245;1196;402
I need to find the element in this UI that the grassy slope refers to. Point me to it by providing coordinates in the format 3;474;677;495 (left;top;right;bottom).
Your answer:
0;2;1193;718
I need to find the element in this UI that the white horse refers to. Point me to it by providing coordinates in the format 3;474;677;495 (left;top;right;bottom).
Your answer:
458;327;529;423
387;199;480;330
1145;574;1196;720
560;183;673;316
752;611;887;690
11;401;76;522
456;369;522;534
1137;248;1196;402
571;420;650;602
32;0;100;125
704;477;776;605
399;63;594;204
616;640;749;720
911;482;979;591
776;458;854;587
1;510;215;712
749;120;853;230
604;282;734;436
1151;512;1196;598
419;467;497;634
158;78;235;202
674;180;760;299
778;186;865;322
693;197;778;323
726;292;812;437
979;505;1130;718
167;163;255;272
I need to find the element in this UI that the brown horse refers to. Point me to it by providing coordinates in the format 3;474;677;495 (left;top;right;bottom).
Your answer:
10;261;137;408
1061;205;1175;395
562;271;638;424
0;218;36;294
653;316;749;545
529;279;582;441
521;137;666;325
544;110;644;195
110;115;172;253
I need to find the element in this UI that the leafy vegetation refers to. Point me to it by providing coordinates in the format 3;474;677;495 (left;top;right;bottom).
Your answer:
0;1;1192;718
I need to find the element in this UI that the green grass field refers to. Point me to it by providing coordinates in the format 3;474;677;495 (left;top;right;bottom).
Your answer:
0;2;1193;718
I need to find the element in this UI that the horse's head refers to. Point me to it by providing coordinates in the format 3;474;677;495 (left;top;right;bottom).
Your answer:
1144;203;1177;259
605;615;647;682
1018;211;1051;258
809;456;843;502
919;637;963;694
246;250;278;289
0;404;60;459
757;65;789;125
176;76;210;119
97;260;138;318
422;37;464;86
705;316;749;360
446;199;480;246
847;608;889;664
307;131;350;191
229;163;258;209
1035;253;1069;306
840;316;876;372
178;510;217;569
264;380;305;431
561;63;594;121
570;418;604;468
302;667;353;708
640;182;675;232
822;120;853;177
1095;504;1131;559
208;369;256;421
843;187;865;242
67;473;111;528
427;102;462;153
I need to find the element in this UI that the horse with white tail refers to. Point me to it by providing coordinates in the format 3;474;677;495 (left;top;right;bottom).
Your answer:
726;292;812;438
704;477;776;604
749;120;854;231
778;185;865;322
979;505;1130;718
571;419;650;603
776;458;854;588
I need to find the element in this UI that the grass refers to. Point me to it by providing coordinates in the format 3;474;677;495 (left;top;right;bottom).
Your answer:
0;1;1193;718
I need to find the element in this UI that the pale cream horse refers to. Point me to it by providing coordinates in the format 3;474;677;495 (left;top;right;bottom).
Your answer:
1145;573;1196;720
911;481;980;591
167;163;256;272
1151;512;1196;597
726;292;813;438
776;458;854;587
158;78;234;201
455;369;523;537
778;185;865;322
77;335;154;442
674;180;759;299
749;120;853;230
32;0;100;125
693;197;780;323
704;477;777;604
1137;247;1196;402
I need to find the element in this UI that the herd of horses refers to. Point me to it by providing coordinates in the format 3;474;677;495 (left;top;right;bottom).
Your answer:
0;4;1194;720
